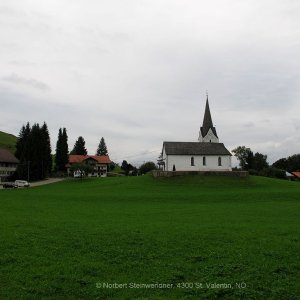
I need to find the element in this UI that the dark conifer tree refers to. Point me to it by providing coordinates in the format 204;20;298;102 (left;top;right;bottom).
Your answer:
15;122;52;181
70;136;87;155
61;128;69;167
41;122;52;176
96;137;108;156
55;128;63;171
29;123;41;180
15;123;31;179
55;127;69;171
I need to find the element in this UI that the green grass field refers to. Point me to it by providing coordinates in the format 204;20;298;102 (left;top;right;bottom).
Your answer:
0;175;299;299
0;131;17;154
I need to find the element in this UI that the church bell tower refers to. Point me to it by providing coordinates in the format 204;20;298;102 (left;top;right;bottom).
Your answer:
198;95;219;143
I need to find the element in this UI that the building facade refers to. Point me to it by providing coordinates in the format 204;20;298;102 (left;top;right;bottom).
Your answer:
0;148;19;181
67;155;112;177
161;97;232;171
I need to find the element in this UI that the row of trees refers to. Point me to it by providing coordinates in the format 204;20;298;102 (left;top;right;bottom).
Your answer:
232;145;300;179
14;122;110;178
15;122;52;181
67;136;108;156
120;160;156;176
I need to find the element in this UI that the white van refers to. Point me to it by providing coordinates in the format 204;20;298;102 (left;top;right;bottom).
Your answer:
15;180;30;188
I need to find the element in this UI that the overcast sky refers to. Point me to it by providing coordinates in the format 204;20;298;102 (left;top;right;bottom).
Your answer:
1;0;300;166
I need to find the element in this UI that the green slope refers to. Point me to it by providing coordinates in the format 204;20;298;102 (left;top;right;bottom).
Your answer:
0;131;17;154
0;175;299;299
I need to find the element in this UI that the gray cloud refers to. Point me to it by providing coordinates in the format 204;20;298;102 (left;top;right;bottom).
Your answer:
2;74;50;91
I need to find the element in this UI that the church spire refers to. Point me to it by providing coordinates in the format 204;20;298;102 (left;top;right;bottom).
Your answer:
202;94;214;133
198;94;219;142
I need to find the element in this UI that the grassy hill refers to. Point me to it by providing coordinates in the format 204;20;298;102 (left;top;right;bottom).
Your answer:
0;175;299;299
0;130;17;154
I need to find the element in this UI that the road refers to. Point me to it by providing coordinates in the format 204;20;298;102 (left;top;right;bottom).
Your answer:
30;178;65;187
0;178;64;189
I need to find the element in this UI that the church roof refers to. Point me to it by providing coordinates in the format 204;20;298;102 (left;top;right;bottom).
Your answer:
200;98;218;138
163;142;232;156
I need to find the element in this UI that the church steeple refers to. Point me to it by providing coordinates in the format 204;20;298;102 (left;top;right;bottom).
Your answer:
198;94;219;143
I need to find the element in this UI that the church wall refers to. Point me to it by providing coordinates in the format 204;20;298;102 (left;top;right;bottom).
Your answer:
165;154;232;171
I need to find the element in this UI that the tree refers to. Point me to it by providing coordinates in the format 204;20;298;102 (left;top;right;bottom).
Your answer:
272;157;287;170
273;154;300;172
252;152;269;171
245;150;254;170
232;146;251;170
15;122;52;181
70;136;87;155
96;137;108;156
15;123;31;180
55;127;69;171
121;160;135;175
139;161;156;174
41;122;52;176
233;146;269;171
55;128;63;170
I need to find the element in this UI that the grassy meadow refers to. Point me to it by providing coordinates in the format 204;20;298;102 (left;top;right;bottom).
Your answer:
0;131;17;154
0;175;299;299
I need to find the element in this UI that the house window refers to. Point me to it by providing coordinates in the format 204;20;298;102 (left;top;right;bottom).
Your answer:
218;157;222;166
203;157;206;166
191;157;195;166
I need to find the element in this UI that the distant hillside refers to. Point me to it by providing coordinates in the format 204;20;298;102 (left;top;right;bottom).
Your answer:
0;131;17;154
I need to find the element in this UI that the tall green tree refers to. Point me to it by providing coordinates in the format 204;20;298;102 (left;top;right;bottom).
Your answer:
15;123;31;180
252;152;269;171
233;146;269;171
41;122;52;176
55;127;69;171
232;146;251;170
15;122;31;161
55;128;63;170
15;122;52;181
70;136;87;155
96;137;108;156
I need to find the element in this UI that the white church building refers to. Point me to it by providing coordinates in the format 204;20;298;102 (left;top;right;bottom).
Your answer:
161;97;232;171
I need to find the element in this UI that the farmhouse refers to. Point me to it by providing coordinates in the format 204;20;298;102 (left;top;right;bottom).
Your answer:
161;97;232;171
0;148;19;182
67;155;112;177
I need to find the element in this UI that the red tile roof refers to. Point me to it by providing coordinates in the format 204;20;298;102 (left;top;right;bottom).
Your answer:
69;155;112;164
0;148;19;163
292;172;300;178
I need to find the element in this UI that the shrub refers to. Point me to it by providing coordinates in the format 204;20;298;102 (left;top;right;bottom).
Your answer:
259;167;286;179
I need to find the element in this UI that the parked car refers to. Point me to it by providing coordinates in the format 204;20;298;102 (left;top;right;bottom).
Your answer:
15;180;30;188
3;182;17;189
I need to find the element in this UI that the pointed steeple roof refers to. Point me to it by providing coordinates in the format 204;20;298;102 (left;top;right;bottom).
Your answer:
200;95;218;138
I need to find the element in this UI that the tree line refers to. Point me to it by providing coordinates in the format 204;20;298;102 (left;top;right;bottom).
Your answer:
15;122;52;181
232;146;300;179
14;122;109;180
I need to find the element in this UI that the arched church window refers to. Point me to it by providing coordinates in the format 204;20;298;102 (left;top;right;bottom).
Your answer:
191;157;194;166
218;157;222;166
203;157;206;166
